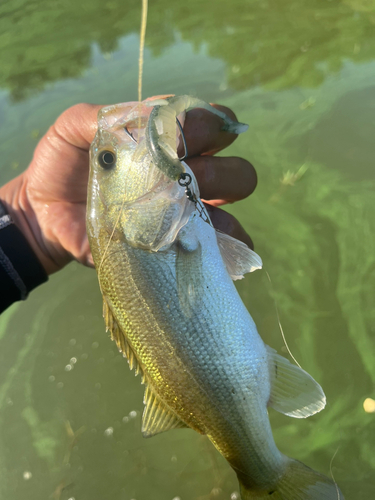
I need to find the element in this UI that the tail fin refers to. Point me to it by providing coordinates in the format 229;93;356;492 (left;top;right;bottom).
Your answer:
239;458;344;500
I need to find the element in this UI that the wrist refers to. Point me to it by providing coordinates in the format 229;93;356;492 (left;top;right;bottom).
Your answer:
0;175;63;275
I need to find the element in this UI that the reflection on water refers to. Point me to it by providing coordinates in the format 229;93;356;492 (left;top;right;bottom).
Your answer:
0;0;375;499
1;0;375;100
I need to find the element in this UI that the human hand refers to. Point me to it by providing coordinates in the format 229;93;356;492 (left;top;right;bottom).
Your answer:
0;99;256;275
180;103;257;248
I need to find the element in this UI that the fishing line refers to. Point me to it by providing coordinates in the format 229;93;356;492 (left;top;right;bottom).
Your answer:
138;0;148;131
98;197;128;293
264;270;302;369
329;447;341;500
99;0;149;288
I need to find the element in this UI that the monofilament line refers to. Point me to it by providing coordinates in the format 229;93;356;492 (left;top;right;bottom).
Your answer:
98;198;128;294
138;0;148;104
265;270;302;368
329;447;341;500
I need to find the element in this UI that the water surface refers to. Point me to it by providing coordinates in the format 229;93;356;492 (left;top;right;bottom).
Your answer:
1;0;375;499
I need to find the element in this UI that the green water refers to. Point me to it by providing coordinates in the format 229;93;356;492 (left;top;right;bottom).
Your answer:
1;0;375;498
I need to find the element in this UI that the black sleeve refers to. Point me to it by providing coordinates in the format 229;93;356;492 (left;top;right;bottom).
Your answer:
0;201;48;314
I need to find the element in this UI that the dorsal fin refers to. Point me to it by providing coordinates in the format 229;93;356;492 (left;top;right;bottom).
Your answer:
142;385;188;437
103;298;144;378
266;345;326;418
216;230;262;280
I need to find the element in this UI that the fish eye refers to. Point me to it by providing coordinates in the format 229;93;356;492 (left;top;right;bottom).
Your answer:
98;150;116;169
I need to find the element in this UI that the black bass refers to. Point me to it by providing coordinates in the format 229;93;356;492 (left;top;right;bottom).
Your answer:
87;96;344;499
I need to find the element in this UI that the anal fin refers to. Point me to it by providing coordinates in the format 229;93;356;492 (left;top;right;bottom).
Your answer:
266;345;326;418
142;385;188;438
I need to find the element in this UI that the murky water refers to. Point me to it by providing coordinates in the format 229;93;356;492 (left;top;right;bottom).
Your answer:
1;0;375;498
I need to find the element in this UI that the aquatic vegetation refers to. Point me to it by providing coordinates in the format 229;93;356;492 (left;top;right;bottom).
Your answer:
2;0;375;99
0;0;374;498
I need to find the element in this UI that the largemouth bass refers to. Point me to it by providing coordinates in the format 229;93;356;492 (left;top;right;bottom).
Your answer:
87;96;344;499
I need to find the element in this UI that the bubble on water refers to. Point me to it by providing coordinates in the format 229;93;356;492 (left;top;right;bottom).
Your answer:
48;375;55;382
81;353;88;360
70;357;77;364
230;492;240;500
95;383;101;390
69;339;77;346
92;341;99;349
65;364;73;372
171;455;177;463
172;497;181;500
6;398;13;406
363;398;375;413
122;416;129;423
104;427;114;437
23;471;32;480
68;497;75;500
57;382;64;389
211;488;221;496
129;411;137;419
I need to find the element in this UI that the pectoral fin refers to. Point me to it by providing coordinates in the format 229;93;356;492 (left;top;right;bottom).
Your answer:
216;230;262;280
142;385;188;437
176;226;202;318
266;345;326;418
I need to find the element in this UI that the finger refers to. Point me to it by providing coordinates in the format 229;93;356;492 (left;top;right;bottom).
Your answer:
187;155;257;203
205;204;254;249
29;104;103;203
52;99;173;148
180;105;242;157
52;103;104;149
144;94;173;102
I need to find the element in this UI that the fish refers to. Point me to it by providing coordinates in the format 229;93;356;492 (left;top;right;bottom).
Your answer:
86;95;344;500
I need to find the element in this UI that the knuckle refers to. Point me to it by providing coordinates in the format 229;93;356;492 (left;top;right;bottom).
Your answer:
58;103;101;129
